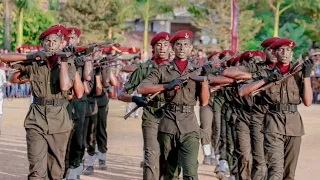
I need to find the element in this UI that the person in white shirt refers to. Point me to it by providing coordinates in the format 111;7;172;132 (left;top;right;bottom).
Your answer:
0;68;11;135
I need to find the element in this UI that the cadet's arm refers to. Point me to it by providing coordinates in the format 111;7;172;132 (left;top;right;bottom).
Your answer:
9;71;24;84
223;67;252;80
121;64;137;73
137;83;165;95
302;77;313;106
118;88;134;102
0;53;27;62
199;81;209;106
239;79;266;97
102;68;117;87
208;74;234;85
95;73;103;96
73;71;84;99
137;69;162;94
84;81;91;95
84;61;93;81
60;61;73;91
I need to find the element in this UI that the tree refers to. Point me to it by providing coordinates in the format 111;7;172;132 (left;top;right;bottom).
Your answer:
3;0;12;50
265;0;317;37
59;0;125;44
119;0;185;59
188;0;262;51
11;0;38;48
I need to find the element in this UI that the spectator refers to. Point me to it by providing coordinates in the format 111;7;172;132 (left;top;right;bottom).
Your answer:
0;68;11;134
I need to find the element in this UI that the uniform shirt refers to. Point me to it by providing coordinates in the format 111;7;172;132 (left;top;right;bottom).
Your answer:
141;60;201;135
13;59;76;134
124;60;166;121
253;63;305;136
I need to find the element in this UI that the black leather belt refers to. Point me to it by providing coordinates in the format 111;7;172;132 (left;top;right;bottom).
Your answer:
269;104;297;112
33;97;67;106
165;104;194;113
148;101;165;108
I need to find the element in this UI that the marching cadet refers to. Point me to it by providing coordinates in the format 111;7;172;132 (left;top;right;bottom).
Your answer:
83;47;117;175
118;32;171;180
0;24;81;179
64;27;92;180
239;38;313;180
200;51;221;166
137;30;209;179
223;37;279;180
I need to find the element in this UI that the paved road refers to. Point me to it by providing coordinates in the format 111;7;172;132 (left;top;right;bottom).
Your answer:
0;98;319;180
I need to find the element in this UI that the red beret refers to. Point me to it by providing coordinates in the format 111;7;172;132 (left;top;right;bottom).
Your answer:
170;30;193;43
240;50;266;62
253;50;266;60
208;51;220;60
270;38;296;49
150;32;171;46
231;56;240;66
219;50;235;59
67;27;81;37
39;24;68;41
260;37;280;48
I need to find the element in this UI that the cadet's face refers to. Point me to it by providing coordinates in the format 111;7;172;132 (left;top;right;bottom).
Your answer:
252;56;264;63
275;46;293;64
174;39;192;60
210;54;220;64
68;34;80;46
264;47;277;63
154;40;170;59
311;54;320;62
42;34;63;53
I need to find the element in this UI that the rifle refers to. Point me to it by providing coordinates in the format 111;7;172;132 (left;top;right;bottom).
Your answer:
250;60;305;97
123;61;212;120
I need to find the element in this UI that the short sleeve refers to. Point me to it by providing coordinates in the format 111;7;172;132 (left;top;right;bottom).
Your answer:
124;64;144;94
11;63;32;80
141;67;162;85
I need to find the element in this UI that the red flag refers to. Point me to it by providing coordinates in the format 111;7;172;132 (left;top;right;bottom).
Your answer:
231;0;238;52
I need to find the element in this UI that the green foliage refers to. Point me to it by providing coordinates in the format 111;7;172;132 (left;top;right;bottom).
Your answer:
59;0;126;44
9;8;55;49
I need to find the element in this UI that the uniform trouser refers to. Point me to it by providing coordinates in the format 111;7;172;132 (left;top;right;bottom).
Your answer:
26;128;70;180
199;105;214;145
250;113;267;180
213;104;223;155
264;133;301;180
87;104;108;156
235;111;252;180
68;100;87;168
142;119;162;180
81;113;97;160
158;131;199;180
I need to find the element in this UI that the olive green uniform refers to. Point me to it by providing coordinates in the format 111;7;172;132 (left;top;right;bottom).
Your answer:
14;59;75;179
142;61;201;180
212;91;225;156
238;62;272;180
253;63;305;180
124;60;166;180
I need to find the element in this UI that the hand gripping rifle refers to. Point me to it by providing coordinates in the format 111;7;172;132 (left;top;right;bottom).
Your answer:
250;59;305;97
123;62;212;120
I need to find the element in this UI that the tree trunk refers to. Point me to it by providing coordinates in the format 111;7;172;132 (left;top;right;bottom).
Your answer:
273;1;281;37
16;8;24;48
4;0;11;50
142;0;150;62
108;27;113;39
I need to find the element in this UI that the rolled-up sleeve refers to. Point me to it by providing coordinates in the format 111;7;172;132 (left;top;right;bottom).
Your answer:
141;67;161;85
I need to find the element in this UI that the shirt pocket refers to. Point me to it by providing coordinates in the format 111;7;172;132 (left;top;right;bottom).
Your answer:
288;89;301;104
30;74;45;97
267;86;281;104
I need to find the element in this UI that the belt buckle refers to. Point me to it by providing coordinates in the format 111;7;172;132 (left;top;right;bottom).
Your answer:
46;99;54;105
281;105;288;112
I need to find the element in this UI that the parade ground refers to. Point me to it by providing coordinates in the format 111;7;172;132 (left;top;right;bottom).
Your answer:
0;98;319;180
